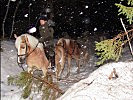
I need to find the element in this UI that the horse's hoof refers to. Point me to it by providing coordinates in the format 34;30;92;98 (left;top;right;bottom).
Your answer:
77;69;80;74
56;77;61;81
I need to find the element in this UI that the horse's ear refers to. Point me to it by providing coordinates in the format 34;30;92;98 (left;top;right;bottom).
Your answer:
14;34;18;39
25;35;29;43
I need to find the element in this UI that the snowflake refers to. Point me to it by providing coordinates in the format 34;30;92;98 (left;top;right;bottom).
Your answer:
79;12;83;15
71;11;74;14
10;50;14;52
85;5;88;9
24;14;28;17
95;11;98;13
70;16;73;19
98;3;100;5
6;75;10;78
58;14;62;16
29;3;32;6
94;27;97;31
11;0;16;2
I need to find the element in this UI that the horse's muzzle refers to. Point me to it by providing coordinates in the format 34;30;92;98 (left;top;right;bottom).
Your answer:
17;56;26;64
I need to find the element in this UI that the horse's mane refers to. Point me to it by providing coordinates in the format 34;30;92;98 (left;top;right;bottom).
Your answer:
15;34;44;51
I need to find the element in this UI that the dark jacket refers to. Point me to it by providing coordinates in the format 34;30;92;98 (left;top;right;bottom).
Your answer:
39;22;54;42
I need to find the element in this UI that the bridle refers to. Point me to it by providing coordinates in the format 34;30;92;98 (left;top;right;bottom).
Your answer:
17;40;39;71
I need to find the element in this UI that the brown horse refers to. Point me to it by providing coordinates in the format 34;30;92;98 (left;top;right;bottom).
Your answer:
56;38;89;78
14;34;51;77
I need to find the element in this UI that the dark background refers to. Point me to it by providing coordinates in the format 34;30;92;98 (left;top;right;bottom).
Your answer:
1;0;127;39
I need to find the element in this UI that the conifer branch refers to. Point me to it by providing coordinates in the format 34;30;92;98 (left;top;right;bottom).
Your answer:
32;74;64;94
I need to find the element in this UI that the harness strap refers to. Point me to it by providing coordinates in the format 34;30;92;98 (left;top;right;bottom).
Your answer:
17;62;25;71
17;41;39;71
26;41;39;57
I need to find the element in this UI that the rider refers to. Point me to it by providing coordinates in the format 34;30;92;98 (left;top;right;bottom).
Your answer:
39;15;54;46
38;15;55;67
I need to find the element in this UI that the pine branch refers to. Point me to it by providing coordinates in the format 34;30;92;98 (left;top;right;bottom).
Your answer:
115;3;133;24
127;0;133;6
95;28;133;65
32;74;64;94
7;71;64;99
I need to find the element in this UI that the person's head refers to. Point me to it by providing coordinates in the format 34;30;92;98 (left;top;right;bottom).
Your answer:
39;15;48;25
40;19;47;25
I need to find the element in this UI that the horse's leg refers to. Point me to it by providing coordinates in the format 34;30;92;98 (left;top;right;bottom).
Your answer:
58;61;65;80
56;63;61;81
42;66;48;78
76;56;80;73
65;55;71;78
83;52;89;66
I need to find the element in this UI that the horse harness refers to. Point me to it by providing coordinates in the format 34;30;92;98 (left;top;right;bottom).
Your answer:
17;40;39;71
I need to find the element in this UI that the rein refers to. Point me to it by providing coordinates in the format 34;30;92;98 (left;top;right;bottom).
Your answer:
26;41;39;57
17;41;39;71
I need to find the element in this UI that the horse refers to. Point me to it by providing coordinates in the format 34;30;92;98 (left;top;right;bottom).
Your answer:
14;34;51;77
56;38;89;78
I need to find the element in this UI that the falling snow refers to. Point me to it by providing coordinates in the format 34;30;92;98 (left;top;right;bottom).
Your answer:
85;5;88;8
79;12;83;15
11;0;16;2
2;0;121;37
24;14;28;17
94;27;97;31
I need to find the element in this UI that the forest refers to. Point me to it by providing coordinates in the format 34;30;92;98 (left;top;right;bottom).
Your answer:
1;0;133;100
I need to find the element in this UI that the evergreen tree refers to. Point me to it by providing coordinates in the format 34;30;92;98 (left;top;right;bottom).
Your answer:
95;0;133;65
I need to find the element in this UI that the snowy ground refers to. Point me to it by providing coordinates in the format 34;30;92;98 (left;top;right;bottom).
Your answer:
58;61;133;100
1;39;133;100
1;40;23;100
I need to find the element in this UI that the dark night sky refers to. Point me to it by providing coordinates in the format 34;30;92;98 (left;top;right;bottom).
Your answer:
1;0;125;38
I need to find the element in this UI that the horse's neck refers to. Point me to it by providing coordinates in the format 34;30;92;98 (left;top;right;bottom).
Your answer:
28;47;49;62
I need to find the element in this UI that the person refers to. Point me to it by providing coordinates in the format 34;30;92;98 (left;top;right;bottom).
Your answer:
39;15;55;66
39;15;54;46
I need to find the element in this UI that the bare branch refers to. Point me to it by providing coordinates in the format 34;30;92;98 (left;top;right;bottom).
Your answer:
10;0;20;39
120;18;133;57
2;0;11;39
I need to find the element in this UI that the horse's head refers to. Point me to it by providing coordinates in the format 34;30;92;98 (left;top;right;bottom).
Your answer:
14;34;30;64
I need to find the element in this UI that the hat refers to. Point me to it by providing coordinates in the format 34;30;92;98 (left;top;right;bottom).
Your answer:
39;15;48;21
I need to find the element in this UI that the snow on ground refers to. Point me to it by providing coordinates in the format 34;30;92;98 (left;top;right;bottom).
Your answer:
58;62;133;100
1;40;23;100
1;40;133;100
1;40;97;100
